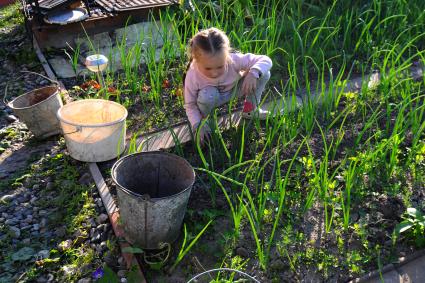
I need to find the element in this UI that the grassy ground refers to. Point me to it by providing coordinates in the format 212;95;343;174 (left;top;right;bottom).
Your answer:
115;1;424;281
0;2;23;33
0;3;123;283
1;0;425;282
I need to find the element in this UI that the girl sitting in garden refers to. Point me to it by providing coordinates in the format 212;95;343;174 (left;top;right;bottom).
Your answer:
184;27;273;144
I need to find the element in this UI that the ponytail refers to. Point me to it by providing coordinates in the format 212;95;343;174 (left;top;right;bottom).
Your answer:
182;57;193;87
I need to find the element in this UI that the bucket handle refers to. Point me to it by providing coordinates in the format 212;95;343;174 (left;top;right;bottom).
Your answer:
187;268;260;283
3;71;60;105
62;125;82;135
143;242;171;267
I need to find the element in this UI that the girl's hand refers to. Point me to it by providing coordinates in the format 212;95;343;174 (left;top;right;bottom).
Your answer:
194;122;211;146
241;72;258;96
199;126;211;145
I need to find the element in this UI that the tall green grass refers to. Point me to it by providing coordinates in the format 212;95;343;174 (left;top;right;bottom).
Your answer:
70;0;425;278
169;0;425;276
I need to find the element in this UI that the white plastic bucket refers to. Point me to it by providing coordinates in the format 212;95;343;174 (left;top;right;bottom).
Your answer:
57;99;127;162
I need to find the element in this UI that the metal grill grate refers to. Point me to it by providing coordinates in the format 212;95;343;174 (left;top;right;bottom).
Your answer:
37;0;81;10
95;0;176;12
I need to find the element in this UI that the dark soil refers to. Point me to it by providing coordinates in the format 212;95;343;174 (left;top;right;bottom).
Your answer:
97;124;424;282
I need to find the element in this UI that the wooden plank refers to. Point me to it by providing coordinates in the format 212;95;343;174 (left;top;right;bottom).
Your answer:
88;163;118;215
134;109;242;152
33;36;57;80
261;95;302;115
397;256;425;283
129;64;425;153
95;0;175;11
89;162;147;283
33;36;72;103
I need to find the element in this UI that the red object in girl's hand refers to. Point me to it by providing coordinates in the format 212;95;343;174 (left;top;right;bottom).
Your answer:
243;101;254;113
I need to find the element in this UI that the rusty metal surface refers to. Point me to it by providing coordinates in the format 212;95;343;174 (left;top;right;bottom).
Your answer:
112;152;194;249
95;0;176;12
30;8;151;49
37;0;80;10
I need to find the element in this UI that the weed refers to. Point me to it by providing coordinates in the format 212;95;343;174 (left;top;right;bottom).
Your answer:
170;220;213;272
393;207;425;248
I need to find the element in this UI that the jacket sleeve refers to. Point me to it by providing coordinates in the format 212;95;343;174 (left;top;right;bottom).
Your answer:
232;53;273;75
183;71;202;129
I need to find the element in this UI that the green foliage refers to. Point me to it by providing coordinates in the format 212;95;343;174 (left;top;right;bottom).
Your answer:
0;2;23;29
2;0;425;280
394;208;425;247
122;246;144;254
0;145;107;282
170;220;213;272
97;265;120;283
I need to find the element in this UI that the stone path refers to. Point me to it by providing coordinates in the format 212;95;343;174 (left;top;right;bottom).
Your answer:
0;28;129;282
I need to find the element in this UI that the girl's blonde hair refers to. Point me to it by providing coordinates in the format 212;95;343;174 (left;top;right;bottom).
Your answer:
187;27;231;62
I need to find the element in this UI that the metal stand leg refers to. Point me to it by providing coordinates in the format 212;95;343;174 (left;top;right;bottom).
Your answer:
83;0;91;16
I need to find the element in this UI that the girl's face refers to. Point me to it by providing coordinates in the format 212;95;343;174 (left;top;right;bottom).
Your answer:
195;50;227;79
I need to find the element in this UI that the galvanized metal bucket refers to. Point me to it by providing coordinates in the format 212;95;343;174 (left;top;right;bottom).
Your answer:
111;151;195;249
4;72;63;139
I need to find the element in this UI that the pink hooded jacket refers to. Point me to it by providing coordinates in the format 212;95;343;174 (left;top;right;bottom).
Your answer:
184;52;272;128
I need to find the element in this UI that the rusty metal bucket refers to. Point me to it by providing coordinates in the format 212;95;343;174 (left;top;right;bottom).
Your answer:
111;151;195;249
4;72;63;139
